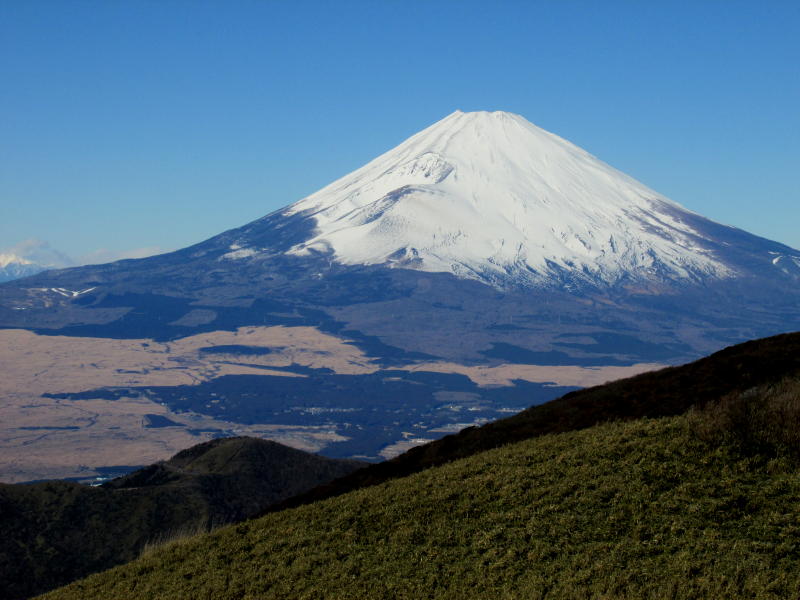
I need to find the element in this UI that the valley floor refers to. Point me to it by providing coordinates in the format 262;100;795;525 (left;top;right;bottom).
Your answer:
0;326;658;481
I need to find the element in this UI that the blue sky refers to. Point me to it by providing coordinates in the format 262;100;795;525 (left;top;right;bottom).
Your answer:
1;1;798;262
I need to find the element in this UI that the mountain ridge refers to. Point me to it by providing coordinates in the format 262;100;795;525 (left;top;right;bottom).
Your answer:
0;436;365;600
263;329;800;514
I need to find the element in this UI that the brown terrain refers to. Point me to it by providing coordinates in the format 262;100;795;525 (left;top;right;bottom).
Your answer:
0;326;661;482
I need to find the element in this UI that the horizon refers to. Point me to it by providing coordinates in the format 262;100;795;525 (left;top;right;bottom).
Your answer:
2;1;798;263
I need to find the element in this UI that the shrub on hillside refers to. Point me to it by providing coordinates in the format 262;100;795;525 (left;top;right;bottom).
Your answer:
689;377;800;458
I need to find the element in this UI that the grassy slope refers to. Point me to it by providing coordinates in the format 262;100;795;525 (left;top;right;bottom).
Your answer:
43;414;800;600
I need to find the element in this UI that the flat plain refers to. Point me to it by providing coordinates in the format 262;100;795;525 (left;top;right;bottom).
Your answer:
0;326;660;482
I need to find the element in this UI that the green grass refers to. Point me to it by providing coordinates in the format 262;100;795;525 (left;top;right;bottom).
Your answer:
42;413;800;599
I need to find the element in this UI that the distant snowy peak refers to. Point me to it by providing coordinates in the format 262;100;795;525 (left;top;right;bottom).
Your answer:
0;253;34;269
0;242;75;283
237;110;797;289
0;254;46;283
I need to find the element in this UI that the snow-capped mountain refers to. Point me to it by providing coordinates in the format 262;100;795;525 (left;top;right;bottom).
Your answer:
0;241;74;283
287;111;727;286
0;253;43;282
223;110;799;289
1;111;799;365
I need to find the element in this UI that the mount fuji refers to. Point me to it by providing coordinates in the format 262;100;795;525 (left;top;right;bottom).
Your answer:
1;111;799;475
212;109;799;291
3;110;797;354
283;110;746;287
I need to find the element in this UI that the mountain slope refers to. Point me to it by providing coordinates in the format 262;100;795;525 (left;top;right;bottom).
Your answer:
0;437;364;600
41;408;800;599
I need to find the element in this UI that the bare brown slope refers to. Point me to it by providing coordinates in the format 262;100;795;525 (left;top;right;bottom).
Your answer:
268;331;800;513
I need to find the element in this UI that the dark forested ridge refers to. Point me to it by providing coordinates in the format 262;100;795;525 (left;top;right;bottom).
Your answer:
0;437;364;600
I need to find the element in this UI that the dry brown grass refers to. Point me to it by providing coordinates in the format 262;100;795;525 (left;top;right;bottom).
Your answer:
138;519;223;559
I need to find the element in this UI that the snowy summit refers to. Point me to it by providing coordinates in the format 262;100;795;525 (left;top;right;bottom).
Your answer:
277;110;736;287
204;110;799;291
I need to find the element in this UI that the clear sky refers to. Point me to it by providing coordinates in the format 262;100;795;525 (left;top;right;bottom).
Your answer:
2;0;798;263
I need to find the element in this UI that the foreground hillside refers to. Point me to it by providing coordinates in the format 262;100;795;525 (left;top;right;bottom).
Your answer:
0;438;363;600
272;331;800;512
44;385;800;599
